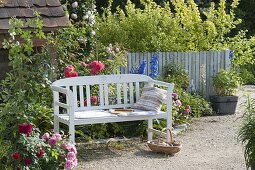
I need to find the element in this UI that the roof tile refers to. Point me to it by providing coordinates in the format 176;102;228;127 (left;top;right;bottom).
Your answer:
4;0;19;7
55;16;70;27
6;8;22;17
0;19;9;29
0;8;9;19
17;0;33;7
20;8;34;17
35;7;51;17
49;6;64;17
42;17;58;27
46;0;61;7
33;0;46;7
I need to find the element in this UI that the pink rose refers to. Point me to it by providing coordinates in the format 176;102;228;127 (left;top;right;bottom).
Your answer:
184;108;190;114
64;160;75;170
172;93;178;100
184;105;191;114
73;158;78;167
80;61;88;67
91;96;98;105
68;145;77;154
67;152;76;161
185;105;191;110
42;132;50;141
52;133;62;141
90;68;99;75
62;143;72;150
48;137;57;147
175;100;182;107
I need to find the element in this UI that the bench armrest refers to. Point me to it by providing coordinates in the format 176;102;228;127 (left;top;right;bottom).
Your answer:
51;85;75;119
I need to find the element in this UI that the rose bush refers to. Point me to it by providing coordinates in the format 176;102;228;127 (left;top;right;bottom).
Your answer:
1;123;78;170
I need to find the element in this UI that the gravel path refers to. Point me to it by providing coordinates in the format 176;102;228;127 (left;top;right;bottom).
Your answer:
75;86;255;170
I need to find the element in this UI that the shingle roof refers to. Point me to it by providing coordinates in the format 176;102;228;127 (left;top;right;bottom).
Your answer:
0;0;70;33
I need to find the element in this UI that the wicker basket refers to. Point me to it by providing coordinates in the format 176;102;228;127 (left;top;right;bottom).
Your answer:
147;128;181;155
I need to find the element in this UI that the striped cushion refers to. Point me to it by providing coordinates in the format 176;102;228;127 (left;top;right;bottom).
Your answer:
133;86;167;111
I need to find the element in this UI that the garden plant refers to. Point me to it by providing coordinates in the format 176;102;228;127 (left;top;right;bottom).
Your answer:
1;0;255;168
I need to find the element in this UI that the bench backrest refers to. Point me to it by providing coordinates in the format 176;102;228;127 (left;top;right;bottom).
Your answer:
52;74;153;111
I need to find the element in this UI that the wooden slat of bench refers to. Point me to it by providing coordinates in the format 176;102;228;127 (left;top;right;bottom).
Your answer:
104;83;109;106
86;85;91;106
129;82;134;104
123;83;128;104
73;85;78;109
117;83;121;104
79;85;84;108
99;84;104;106
135;82;140;102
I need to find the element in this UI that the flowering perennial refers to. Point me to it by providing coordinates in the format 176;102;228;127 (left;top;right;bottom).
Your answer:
2;123;78;169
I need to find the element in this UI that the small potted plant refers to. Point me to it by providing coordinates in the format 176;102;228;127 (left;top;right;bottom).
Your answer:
210;69;240;114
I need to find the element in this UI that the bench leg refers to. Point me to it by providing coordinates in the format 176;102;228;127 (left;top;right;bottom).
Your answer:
54;116;60;133
69;124;75;144
148;119;153;141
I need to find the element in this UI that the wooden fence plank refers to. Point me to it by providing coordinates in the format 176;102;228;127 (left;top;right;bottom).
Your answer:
123;50;230;100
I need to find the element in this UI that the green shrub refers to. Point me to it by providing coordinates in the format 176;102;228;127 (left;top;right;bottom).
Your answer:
163;64;190;90
97;0;240;52
212;69;241;96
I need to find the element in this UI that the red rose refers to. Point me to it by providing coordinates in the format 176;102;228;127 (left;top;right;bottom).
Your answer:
64;71;71;78
36;149;45;158
90;68;99;75
18;124;32;136
70;71;78;77
90;61;105;75
84;99;87;106
12;153;21;160
24;158;32;166
64;65;74;73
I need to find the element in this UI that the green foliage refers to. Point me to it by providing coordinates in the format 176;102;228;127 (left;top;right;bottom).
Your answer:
0;17;53;143
97;0;241;52
227;31;255;66
212;69;241;96
163;64;189;90
239;66;255;85
238;95;255;168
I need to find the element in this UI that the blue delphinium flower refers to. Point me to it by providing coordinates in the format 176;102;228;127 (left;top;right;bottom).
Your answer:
138;60;146;74
229;50;234;60
149;53;158;78
130;60;146;74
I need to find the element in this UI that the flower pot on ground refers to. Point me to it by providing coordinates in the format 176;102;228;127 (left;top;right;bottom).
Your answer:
210;69;240;114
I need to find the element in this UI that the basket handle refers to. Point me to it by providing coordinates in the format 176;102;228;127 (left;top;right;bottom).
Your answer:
157;128;174;144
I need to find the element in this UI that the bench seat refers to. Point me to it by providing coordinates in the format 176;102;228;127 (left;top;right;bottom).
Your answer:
56;109;167;125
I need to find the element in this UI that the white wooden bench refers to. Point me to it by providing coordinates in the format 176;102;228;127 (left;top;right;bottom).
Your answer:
51;74;174;143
